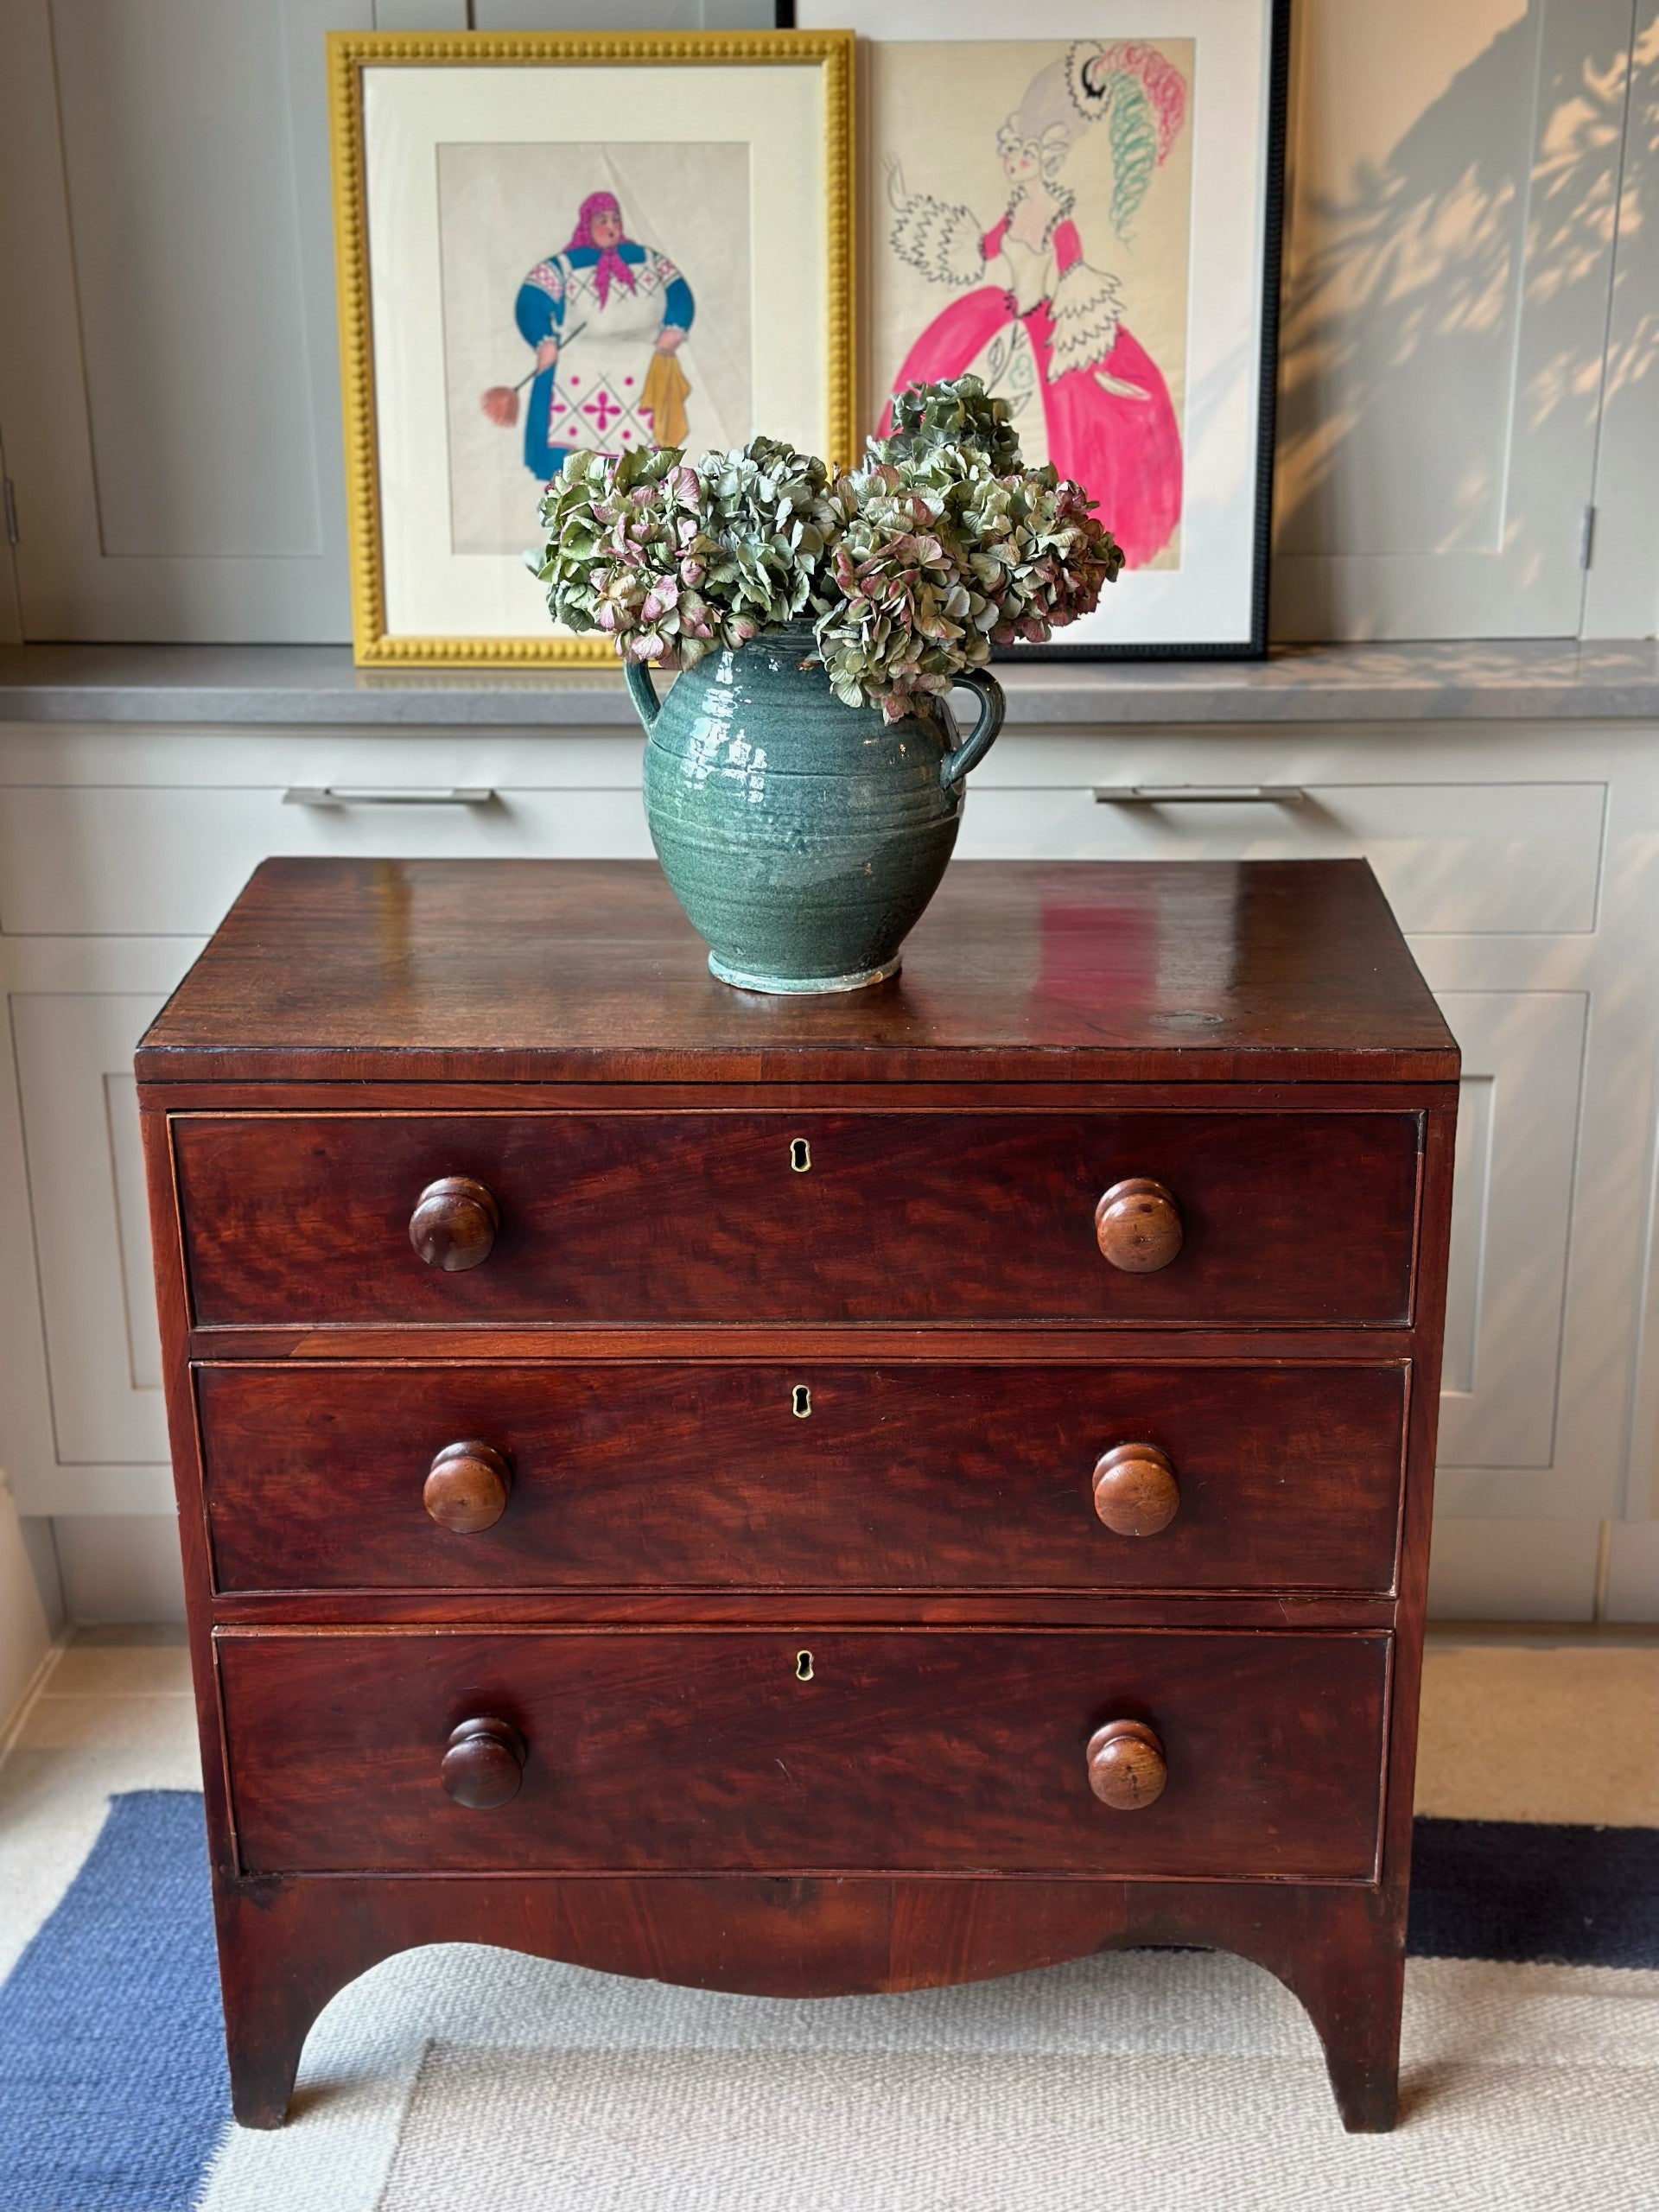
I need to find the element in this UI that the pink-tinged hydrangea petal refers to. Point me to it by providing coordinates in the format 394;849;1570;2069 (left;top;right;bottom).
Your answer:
537;379;1120;719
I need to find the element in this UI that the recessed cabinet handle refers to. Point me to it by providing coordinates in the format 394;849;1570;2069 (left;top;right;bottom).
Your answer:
1087;1719;1167;1810
1093;1444;1179;1536
283;785;497;807
1093;785;1305;806
440;1718;525;1808
423;1440;512;1533
409;1177;500;1272
1095;1179;1184;1273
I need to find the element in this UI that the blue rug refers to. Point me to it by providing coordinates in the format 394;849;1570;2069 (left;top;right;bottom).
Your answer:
1409;1815;1659;1967
1;1797;1656;2210
0;1792;228;2212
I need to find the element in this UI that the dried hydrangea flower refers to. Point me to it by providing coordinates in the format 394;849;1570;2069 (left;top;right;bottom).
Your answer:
535;374;1122;715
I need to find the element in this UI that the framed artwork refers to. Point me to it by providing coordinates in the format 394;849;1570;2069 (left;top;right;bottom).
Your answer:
327;30;854;664
789;1;1287;657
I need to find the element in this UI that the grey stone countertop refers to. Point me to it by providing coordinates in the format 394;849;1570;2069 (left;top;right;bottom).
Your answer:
1;639;1656;726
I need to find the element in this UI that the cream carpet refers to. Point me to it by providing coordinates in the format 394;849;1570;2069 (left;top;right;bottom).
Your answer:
388;2039;1659;2212
186;1938;1659;2211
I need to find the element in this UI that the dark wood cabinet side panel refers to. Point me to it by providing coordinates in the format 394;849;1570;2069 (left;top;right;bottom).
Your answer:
196;1361;1407;1596
136;1102;237;1862
1376;1098;1458;1898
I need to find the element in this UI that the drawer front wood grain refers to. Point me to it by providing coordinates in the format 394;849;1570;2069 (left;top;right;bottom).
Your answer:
219;1629;1389;1878
174;1110;1421;1326
197;1362;1408;1595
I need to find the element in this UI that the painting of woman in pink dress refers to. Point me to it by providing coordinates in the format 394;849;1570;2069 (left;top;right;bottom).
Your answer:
882;41;1186;569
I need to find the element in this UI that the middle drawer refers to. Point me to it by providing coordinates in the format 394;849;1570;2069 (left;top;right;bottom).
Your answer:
196;1361;1407;1593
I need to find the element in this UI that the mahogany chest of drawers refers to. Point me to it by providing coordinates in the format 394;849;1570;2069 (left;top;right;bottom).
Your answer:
138;856;1458;2133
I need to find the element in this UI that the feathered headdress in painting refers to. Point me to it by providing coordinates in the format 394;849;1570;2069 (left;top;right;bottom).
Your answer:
1064;40;1189;235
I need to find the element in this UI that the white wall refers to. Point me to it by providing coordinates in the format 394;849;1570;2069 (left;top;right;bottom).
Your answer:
0;0;783;642
0;1475;54;1732
1274;0;1658;640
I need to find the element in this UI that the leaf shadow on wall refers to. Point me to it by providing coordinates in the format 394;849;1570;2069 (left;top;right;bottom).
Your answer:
1272;5;1653;627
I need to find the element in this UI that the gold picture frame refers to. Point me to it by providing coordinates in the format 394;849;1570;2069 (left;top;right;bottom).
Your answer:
327;29;855;664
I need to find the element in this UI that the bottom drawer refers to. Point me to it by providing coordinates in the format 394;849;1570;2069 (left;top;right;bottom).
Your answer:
219;1630;1389;1880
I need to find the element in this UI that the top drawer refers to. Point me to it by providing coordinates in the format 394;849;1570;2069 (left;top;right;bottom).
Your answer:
172;1110;1420;1327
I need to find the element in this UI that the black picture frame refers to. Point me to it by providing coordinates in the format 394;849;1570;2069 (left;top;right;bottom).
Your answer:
782;1;1291;660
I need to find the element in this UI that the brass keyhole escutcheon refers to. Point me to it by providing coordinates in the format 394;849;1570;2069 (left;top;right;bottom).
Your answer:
790;1138;811;1173
796;1649;815;1681
792;1384;812;1419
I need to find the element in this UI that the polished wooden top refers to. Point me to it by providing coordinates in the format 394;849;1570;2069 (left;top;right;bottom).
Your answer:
137;857;1458;1084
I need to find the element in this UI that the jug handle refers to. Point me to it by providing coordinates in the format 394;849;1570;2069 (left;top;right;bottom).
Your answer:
938;671;1005;789
624;658;662;730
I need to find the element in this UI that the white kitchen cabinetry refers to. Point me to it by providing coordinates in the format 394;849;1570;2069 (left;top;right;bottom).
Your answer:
0;0;367;641
3;715;1658;1623
12;993;171;1471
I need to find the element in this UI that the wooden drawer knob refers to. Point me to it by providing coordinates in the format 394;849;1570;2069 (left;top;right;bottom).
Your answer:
409;1176;499;1271
440;1717;525;1808
423;1440;512;1534
1093;1443;1179;1536
1095;1178;1183;1273
1087;1718;1167;1810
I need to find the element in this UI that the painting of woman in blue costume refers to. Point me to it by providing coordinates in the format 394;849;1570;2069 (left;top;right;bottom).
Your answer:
441;141;750;554
481;190;696;478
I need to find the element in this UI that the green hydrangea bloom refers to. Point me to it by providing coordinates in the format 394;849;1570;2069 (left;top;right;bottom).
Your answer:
535;374;1122;713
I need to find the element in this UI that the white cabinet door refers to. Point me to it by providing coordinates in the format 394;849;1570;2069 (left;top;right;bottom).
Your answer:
958;779;1605;936
1435;991;1587;1468
8;992;175;1485
0;782;654;938
0;0;368;640
1271;0;1634;639
0;0;785;643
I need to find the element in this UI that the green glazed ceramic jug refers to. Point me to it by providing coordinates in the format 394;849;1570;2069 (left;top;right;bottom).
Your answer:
626;622;1004;993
